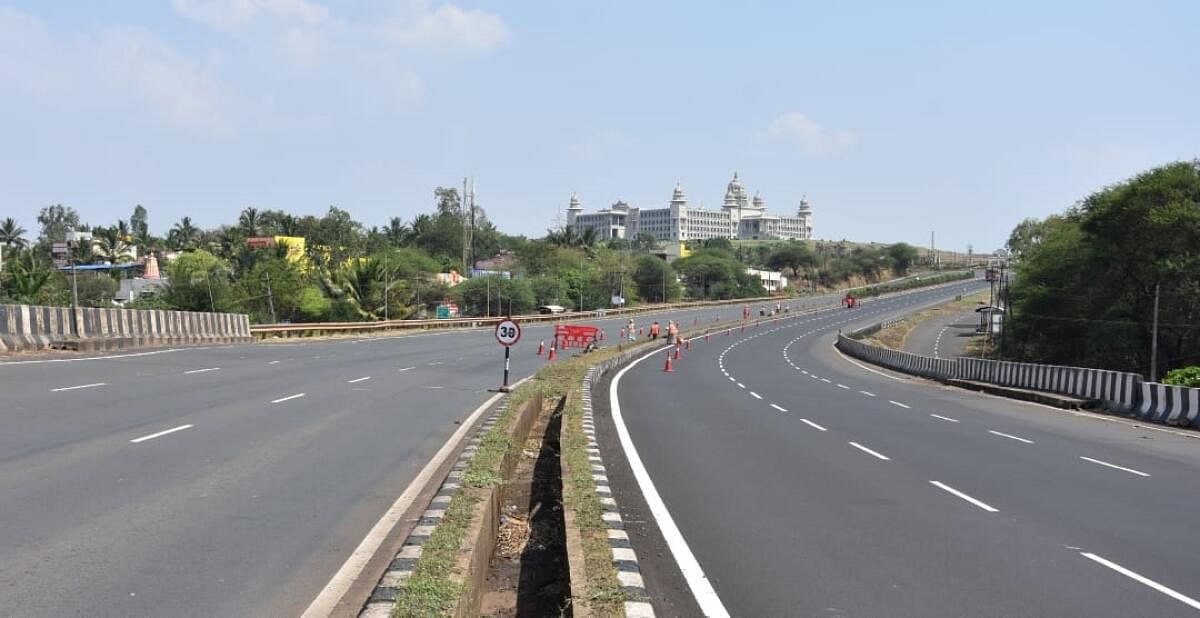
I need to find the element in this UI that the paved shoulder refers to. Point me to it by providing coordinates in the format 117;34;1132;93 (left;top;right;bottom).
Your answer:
904;308;979;358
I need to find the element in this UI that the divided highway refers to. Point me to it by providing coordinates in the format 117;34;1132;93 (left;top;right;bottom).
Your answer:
603;281;1200;617
0;293;859;616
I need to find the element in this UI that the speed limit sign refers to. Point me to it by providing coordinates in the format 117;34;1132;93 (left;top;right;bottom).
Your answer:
495;319;521;347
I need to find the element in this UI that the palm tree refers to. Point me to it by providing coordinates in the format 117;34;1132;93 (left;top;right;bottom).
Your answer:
169;217;201;250
239;207;261;237
385;217;410;246
0;217;28;248
94;227;134;265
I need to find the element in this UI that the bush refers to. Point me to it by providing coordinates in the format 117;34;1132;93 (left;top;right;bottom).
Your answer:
1163;366;1200;388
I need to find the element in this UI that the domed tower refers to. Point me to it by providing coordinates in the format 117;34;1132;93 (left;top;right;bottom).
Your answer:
751;191;766;211
566;192;583;227
797;195;813;239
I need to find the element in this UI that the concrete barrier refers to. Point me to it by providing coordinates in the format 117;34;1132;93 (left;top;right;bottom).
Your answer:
0;303;252;353
1139;382;1200;426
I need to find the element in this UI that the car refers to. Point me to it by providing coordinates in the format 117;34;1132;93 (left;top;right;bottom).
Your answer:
538;305;566;314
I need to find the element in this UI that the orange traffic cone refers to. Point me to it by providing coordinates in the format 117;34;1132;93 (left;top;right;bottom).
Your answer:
663;352;674;372
548;344;558;361
674;346;682;360
537;340;545;356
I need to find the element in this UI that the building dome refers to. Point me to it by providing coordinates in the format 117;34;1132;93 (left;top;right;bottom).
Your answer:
797;195;812;214
726;171;744;196
752;191;765;209
672;183;686;202
568;192;582;210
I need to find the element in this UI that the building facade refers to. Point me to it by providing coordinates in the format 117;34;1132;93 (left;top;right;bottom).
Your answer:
564;172;814;243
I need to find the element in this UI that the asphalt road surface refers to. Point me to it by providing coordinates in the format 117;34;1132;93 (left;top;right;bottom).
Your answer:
603;280;1200;617
904;307;981;358
0;291;871;616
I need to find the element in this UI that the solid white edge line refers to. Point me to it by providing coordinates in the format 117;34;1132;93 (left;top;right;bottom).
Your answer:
888;400;911;409
929;480;999;512
130;424;194;443
51;382;106;392
347;376;371;383
832;345;907;381
301;376;532;617
611;346;731;617
800;418;828;431
848;441;891;461
1080;552;1200;611
930;414;960;423
1080;456;1151;477
988;430;1034;444
770;404;787;412
271;393;306;403
184;367;220;374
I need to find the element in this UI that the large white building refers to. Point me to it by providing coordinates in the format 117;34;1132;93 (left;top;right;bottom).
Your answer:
565;173;814;242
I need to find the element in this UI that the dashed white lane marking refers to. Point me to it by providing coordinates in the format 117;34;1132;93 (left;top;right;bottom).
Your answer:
51;382;107;392
427;361;443;366
184;367;220;374
860;390;876;397
836;384;850;389
801;369;809;375
1080;552;1200;611
930;481;998;512
737;382;746;389
770;404;787;412
271;393;306;404
728;376;735;382
988;430;1035;444
750;391;763;400
130;424;194;443
930;414;960;423
800;419;828;431
268;360;281;365
399;366;415;372
888;400;911;409
347;376;371;383
848;441;891;461
820;378;832;383
1080;456;1150;477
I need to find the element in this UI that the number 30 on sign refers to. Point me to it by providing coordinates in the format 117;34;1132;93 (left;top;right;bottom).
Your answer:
495;319;521;347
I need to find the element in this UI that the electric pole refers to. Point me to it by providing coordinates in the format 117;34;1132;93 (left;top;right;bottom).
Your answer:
1150;282;1161;382
264;271;277;323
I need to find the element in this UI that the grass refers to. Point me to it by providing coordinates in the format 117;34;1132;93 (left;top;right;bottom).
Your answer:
867;291;988;351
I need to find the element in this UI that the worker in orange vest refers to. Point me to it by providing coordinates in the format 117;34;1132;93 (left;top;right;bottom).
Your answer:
649;321;661;339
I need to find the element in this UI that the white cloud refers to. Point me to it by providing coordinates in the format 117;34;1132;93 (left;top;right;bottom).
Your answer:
383;4;510;52
762;112;855;154
172;0;329;32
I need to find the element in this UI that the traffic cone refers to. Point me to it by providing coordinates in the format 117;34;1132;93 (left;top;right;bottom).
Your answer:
639;327;644;336
674;346;682;360
537;340;545;356
663;352;674;372
704;332;710;342
685;339;692;351
726;328;731;336
548;344;557;361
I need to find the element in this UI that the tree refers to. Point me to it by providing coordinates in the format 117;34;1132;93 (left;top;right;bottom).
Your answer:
453;275;535;317
672;249;765;300
0;217;28;249
36;204;80;248
93;226;135;266
885;243;920;275
169;217;202;250
766;242;816;279
130;205;149;245
163;250;232;312
384;217;410;247
0;249;51;303
632;255;681;302
239;207;262;237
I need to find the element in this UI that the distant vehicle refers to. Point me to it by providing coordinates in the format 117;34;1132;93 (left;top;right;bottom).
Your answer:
538;305;566;314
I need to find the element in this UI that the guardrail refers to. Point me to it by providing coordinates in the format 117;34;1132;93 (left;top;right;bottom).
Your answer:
250;270;977;339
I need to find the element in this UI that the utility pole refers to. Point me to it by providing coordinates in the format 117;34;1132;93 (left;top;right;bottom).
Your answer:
1150;282;1161;382
579;251;585;311
384;267;390;321
264;271;277;323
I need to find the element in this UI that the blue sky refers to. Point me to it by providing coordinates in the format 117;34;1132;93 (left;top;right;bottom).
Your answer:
2;1;1197;252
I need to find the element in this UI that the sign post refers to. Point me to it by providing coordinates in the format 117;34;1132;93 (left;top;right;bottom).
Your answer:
494;318;521;392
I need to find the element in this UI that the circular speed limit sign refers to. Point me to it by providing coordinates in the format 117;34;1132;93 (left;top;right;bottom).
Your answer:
495;319;521;347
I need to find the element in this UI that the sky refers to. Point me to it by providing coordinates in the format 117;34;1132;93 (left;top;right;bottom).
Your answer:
1;1;1198;253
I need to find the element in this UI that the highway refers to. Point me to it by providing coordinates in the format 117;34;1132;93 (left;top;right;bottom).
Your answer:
601;280;1200;617
904;306;979;359
0;293;860;616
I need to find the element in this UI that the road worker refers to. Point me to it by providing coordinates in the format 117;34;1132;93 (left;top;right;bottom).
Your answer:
626;318;636;341
650;321;661;339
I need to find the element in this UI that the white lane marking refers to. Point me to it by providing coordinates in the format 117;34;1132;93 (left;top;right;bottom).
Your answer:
1080;552;1200;611
302;376;533;617
399;366;415;372
728;376;735;382
51;382;106;392
888;400;911;409
1080;456;1150;477
347;376;371;384
770;404;787;412
271;393;306;404
184;367;220;374
428;361;443;366
988;430;1035;444
930;414;960;423
820;378;832;383
836;384;850;389
610;347;731;617
750;391;763;400
737;382;745;389
929;481;998;512
848;441;891;461
860;390;876;397
130;424;194;443
832;345;907;381
268;360;281;365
